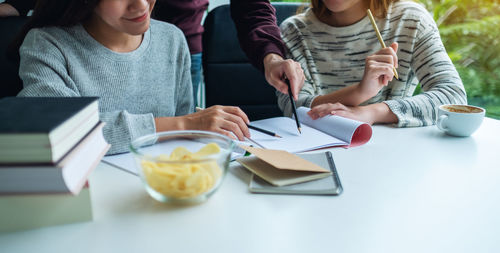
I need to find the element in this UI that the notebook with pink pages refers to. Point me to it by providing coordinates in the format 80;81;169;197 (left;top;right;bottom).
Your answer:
239;107;372;153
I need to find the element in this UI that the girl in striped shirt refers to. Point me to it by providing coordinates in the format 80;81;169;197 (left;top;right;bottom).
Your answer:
278;0;466;127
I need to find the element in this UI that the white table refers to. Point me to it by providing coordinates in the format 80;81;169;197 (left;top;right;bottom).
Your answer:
2;118;500;253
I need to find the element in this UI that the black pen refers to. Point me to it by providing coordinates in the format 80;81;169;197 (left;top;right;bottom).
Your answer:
285;79;302;134
247;124;282;138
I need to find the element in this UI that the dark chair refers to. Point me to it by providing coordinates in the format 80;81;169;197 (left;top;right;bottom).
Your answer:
202;3;301;120
0;16;28;98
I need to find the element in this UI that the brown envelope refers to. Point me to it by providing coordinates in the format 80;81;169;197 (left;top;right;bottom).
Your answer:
239;145;329;173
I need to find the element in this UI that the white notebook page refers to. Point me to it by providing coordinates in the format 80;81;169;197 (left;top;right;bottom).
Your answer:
243;117;347;153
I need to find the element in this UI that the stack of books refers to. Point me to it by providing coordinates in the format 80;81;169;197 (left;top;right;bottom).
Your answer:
0;97;110;232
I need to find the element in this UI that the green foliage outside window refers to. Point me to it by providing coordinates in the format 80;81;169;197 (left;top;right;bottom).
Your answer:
272;0;500;119
419;0;500;119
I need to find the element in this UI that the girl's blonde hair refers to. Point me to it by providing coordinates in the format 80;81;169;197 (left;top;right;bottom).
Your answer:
310;0;400;19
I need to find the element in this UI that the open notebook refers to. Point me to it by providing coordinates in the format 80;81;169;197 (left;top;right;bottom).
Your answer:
240;107;372;152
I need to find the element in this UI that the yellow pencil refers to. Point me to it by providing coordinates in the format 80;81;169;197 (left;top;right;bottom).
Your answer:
366;9;399;80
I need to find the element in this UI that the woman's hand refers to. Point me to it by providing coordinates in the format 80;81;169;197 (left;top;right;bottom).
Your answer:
307;102;398;125
181;105;251;141
357;42;398;98
308;103;375;124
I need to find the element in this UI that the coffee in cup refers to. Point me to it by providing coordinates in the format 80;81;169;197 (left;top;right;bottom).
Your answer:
437;104;485;137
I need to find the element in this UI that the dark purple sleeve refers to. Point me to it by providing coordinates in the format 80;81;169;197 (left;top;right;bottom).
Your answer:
230;0;286;72
4;0;36;16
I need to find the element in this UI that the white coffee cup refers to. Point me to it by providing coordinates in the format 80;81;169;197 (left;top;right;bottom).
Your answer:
437;104;485;137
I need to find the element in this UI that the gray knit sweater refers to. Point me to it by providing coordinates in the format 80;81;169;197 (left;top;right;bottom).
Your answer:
18;20;194;154
279;1;467;127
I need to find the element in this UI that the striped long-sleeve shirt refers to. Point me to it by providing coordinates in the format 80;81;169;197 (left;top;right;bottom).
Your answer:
278;1;466;127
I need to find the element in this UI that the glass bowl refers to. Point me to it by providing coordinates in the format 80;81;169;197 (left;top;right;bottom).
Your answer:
130;130;235;204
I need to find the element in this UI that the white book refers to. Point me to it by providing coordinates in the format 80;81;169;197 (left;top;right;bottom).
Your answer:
0;185;92;233
0;122;110;195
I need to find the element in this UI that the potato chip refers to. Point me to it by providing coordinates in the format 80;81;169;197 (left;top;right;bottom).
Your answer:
193;143;221;158
141;143;223;199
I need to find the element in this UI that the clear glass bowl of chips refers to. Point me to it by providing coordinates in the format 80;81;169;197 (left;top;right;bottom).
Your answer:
130;131;235;204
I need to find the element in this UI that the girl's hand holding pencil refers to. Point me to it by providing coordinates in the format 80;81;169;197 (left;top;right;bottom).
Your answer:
366;9;399;80
358;42;399;98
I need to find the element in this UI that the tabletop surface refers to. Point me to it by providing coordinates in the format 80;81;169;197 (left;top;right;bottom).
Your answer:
1;118;500;253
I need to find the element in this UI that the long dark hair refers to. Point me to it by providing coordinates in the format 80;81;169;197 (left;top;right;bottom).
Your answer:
8;0;100;63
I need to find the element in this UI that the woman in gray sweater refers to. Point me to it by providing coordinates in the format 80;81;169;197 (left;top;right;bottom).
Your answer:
14;0;251;154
